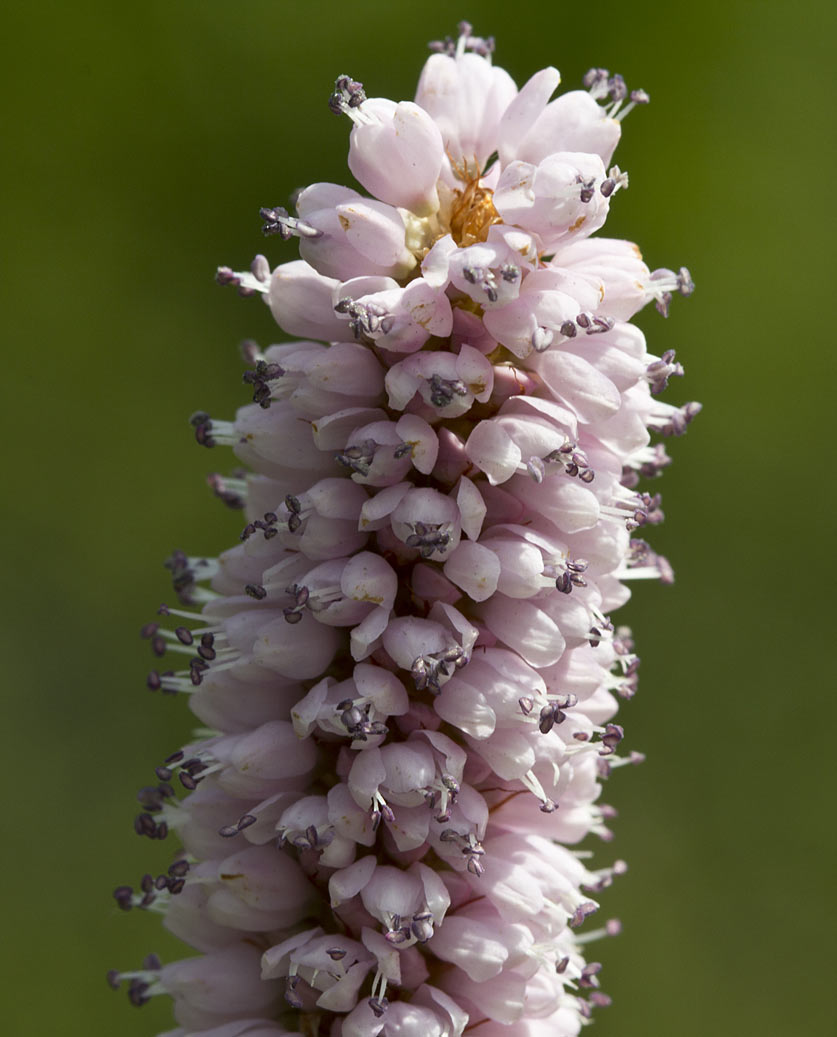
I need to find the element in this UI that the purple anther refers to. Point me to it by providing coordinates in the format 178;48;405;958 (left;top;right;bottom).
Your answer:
112;886;133;911
405;521;451;559
127;979;151;1006
369;996;389;1018
555;571;573;594
259;205;293;240
599;723;624;756
583;67;610;92
428;373;469;408
336;438;377;476
607;74;628;102
284;975;303;1009
579;961;603;988
539;704;556;734
410;913;435;943
569;901;599;928
329;74;367;115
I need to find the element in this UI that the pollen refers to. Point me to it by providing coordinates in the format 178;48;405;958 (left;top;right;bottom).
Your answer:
449;174;502;247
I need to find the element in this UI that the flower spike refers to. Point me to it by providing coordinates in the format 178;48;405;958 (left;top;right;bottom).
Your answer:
111;23;698;1037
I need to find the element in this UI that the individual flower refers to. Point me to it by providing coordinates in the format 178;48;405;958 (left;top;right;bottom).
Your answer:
110;21;698;1037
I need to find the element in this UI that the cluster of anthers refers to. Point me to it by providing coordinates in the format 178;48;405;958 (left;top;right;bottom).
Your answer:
110;22;698;1037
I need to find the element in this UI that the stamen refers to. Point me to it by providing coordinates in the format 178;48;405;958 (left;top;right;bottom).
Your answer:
537;694;578;733
600;166;629;198
335;697;388;741
328;75;370;121
646;349;685;394
462;263;499;302
621;443;672;487
619;539;674;585
240;498;310;542
574;312;615;336
584;67;649;119
405;520;453;558
336;438;378;476
215;254;270;296
334;297;394;342
284;974;303;1009
616;88;650;121
259;205;322;240
543;557;589;594
598;723;625;757
569;900;599;928
242;358;285;409
429;21;495;59
583;67;611;100
602;488;664;530
576;175;596;203
650;266;695;317
189;412;240;449
521;769;557;813
411;643;467;692
207;472;247;509
278;819;336;852
427;373;469;408
440;829;485;876
542;442;595;483
648;401;702;437
218;813;258;838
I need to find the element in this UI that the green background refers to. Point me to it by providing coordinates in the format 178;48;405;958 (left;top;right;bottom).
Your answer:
2;1;835;1034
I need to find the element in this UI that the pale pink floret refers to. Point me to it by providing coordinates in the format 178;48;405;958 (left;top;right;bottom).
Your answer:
162;944;282;1031
415;50;517;170
295;183;417;281
494;152;611;248
267;260;348;341
348;98;445;216
334;275;453;354
384;344;493;419
498;68;621;167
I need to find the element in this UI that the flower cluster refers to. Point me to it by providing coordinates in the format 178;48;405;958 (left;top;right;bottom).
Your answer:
110;23;697;1037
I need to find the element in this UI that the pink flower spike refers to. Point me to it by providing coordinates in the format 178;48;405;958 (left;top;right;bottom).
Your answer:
111;24;698;1037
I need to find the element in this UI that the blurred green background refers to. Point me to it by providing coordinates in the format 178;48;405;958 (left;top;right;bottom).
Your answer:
2;0;835;1034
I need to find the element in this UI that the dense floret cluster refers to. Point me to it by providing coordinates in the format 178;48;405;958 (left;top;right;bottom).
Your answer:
110;23;697;1037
